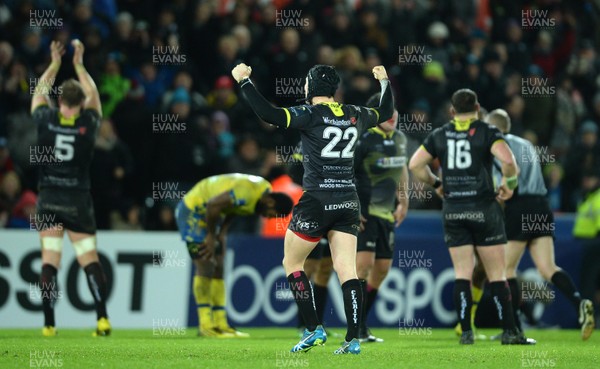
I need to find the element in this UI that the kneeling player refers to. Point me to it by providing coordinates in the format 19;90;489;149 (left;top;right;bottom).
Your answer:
175;173;293;337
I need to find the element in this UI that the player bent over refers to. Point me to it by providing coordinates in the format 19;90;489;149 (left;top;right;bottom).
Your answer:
31;40;110;337
175;173;293;337
487;109;595;340
354;94;408;342
232;62;393;354
409;89;534;345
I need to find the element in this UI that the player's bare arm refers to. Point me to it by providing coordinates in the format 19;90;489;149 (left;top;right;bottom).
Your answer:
31;41;64;114
409;147;442;189
217;214;235;248
394;166;409;227
491;140;519;200
201;191;234;260
72;39;102;117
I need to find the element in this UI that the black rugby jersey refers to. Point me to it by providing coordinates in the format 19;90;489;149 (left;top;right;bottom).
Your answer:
285;102;379;191
355;127;407;221
32;105;99;190
241;78;393;192
422;118;504;202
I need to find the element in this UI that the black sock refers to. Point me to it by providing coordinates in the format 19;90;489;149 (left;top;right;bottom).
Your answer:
507;278;522;330
551;270;582;309
84;262;108;320
313;284;328;324
41;264;58;327
490;280;516;331
296;310;304;328
342;279;362;342
359;279;368;333
365;285;378;321
453;279;472;332
287;271;318;331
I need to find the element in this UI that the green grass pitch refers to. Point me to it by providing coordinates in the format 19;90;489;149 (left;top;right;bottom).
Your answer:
1;328;597;369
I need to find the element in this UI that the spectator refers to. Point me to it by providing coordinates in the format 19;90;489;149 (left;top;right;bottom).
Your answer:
573;172;600;313
228;135;264;176
504;19;530;75
161;70;206;113
0;137;15;183
206;76;237;111
210;111;235;161
544;164;564;212
0;171;35;228
91;119;134;229
99;53;131;118
8;189;36;228
131;61;171;107
109;12;135;57
111;202;143;231
324;7;356;49
425;21;451;72
356;6;388;59
563;121;600;211
214;34;239;81
522;65;556;146
145;203;177;231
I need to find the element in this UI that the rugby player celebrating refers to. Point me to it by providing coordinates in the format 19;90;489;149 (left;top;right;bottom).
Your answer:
232;62;393;354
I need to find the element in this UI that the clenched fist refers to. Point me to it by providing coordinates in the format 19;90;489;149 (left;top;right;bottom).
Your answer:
372;65;388;81
231;63;252;83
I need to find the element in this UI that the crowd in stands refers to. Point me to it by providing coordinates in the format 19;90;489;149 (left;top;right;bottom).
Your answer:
0;0;599;230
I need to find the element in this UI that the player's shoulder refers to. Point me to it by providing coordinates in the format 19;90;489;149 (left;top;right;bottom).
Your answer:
473;119;499;133
394;129;407;141
80;108;101;125
429;123;450;137
287;104;313;116
81;108;101;118
361;127;379;138
237;173;269;186
505;133;529;146
346;103;376;117
32;104;55;120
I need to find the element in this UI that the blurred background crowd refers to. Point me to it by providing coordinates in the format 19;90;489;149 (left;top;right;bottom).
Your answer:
0;0;599;231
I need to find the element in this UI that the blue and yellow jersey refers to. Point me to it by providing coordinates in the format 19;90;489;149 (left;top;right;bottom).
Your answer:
183;173;272;216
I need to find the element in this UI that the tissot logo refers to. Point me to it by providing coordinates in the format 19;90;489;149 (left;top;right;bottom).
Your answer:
324;201;358;211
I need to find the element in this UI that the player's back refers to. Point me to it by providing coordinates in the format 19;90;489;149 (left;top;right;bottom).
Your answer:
503;134;547;196
33;106;99;191
424;119;503;202
293;102;379;192
184;173;271;215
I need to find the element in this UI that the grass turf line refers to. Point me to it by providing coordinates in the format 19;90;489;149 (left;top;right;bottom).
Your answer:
1;328;597;369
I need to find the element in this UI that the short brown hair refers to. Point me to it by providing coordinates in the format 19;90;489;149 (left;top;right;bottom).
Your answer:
451;89;478;114
59;79;85;107
486;109;511;133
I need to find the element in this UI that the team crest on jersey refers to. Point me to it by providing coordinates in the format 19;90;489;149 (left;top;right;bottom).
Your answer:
469;128;476;136
350;117;357;125
79;127;87;135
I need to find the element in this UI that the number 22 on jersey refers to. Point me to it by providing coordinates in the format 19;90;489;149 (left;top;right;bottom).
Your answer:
321;126;358;158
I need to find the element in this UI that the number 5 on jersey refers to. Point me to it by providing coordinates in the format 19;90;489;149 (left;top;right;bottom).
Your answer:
55;134;75;161
321;126;358;158
447;139;472;169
